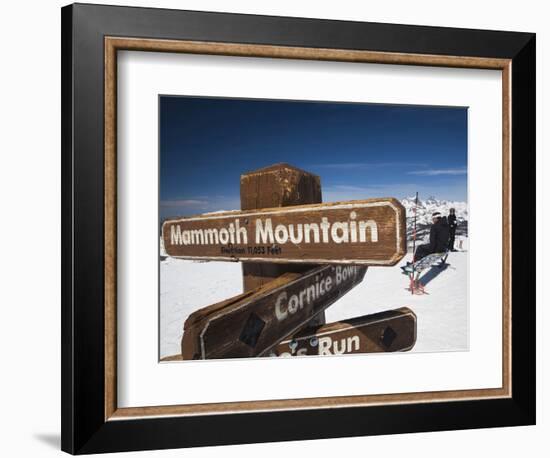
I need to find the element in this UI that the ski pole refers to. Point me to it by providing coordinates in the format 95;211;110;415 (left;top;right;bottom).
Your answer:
412;191;418;259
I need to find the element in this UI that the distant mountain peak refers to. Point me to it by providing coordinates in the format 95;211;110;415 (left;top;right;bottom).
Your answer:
400;196;468;244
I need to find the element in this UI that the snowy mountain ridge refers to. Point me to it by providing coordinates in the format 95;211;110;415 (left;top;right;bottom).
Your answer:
401;195;468;225
401;196;468;247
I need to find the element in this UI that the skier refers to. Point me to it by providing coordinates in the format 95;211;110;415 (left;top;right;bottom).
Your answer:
413;212;450;262
448;208;458;251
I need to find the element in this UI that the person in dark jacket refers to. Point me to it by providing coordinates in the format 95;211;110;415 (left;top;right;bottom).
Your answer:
414;212;450;262
448;208;458;251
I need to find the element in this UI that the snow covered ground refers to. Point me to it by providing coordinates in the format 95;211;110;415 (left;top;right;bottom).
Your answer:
160;244;468;358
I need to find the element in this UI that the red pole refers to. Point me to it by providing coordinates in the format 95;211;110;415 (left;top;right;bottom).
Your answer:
412;192;418;260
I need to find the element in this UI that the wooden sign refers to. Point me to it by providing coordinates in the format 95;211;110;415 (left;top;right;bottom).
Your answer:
269;307;417;356
181;264;367;359
162;198;406;266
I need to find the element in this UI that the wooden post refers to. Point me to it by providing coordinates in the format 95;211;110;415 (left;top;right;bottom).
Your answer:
240;163;325;326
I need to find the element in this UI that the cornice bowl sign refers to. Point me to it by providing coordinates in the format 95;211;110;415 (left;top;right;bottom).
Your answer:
162;198;406;266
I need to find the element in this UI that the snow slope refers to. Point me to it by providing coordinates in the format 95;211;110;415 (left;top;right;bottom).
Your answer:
160;247;468;358
160;258;243;358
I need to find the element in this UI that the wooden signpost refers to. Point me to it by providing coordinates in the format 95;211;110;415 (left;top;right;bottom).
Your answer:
161;162;415;361
181;264;367;359
162;198;406;265
269;307;417;356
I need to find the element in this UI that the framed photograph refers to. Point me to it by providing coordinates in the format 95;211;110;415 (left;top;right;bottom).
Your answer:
61;3;536;454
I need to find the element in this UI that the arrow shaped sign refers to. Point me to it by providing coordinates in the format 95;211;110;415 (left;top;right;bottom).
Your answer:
181;264;368;359
270;307;417;357
163;198;406;266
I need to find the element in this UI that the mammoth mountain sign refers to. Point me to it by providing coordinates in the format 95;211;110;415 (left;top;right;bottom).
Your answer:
162;198;406;265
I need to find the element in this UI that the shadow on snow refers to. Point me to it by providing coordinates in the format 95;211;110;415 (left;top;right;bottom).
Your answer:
418;262;450;286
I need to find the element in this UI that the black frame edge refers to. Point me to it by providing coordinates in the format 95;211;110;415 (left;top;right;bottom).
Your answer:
510;34;536;424
61;3;75;455
79;398;532;454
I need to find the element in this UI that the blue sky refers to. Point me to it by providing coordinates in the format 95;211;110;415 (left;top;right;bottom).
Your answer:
160;96;467;219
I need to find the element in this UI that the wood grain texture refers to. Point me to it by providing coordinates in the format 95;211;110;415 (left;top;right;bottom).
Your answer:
109;384;510;420
104;37;510;69
104;38;117;420
240;163;322;211
240;163;326;327
272;307;416;356
103;36;512;420
501;63;512;397
181;265;367;359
